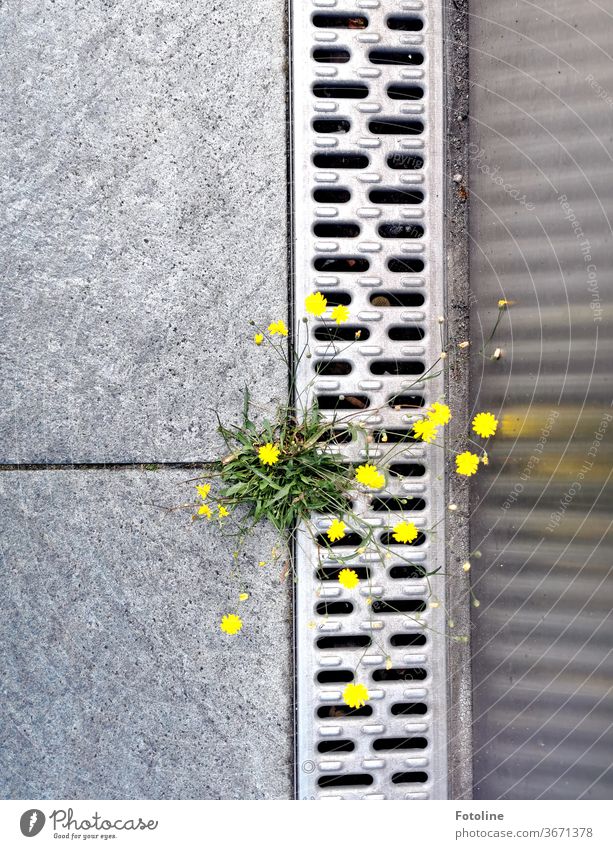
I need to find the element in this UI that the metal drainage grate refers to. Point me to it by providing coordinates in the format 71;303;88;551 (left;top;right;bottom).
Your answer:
291;1;448;799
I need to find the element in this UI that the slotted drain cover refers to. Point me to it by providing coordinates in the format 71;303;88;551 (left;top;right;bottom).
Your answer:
291;0;449;800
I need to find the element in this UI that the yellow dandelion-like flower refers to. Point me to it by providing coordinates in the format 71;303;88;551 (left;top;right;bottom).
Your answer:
258;442;280;466
196;483;211;500
268;320;288;337
338;568;360;590
498;298;510;308
305;291;327;317
392;521;419;544
355;463;385;489
258;560;267;567
239;592;249;602
330;304;350;324
355;329;362;339
254;333;264;345
412;419;439;443
327;519;347;543
481;452;489;466
220;613;243;635
343;682;370;709
456;451;480;476
472;412;498;438
428;402;451;426
218;505;230;518
198;503;212;518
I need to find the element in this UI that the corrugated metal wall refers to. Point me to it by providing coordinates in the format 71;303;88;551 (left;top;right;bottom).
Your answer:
468;1;613;799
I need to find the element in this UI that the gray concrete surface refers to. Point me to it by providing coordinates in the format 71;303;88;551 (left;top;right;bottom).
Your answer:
0;470;292;799
0;0;287;463
0;0;291;800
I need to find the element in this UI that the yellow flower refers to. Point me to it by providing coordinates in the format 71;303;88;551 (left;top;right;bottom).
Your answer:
412;419;439;443
268;320;288;337
254;333;264;345
258;442;280;466
343;682;369;709
481;452;489;466
355;329;362;339
327;519;347;542
218;505;230;517
220;613;243;635
392;521;418;544
198;503;212;518
498;298;509;308
456;451;480;476
196;483;211;500
239;592;249;602
330;304;350;324
338;568;359;589
355;464;385;489
472;412;498;438
258;560;267;567
428;402;451;426
305;291;327;316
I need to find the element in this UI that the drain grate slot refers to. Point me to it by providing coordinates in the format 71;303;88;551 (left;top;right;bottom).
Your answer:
316;635;372;650
318;773;373;788
387;16;424;32
313;13;368;30
369;48;423;66
313;47;351;63
318;740;356;753
391;702;428;716
313;118;351;134
371;599;427;614
315;360;353;376
316;670;355;684
390;634;427;648
392;772;428;785
387;152;424;170
313;222;360;238
316;394;370;410
317;705;373;718
313;325;369;342
369;187;424;204
370;360;425;376
373;737;428;751
388;394;425;409
387;84;424;101
378;223;424;239
313;256;370;272
380;531;426;546
373;668;428;683
370;291;424;307
316;566;372;582
313;82;369;99
387;257;425;273
293;0;448;800
369;119;424;136
389;564;426;579
372;496;426;511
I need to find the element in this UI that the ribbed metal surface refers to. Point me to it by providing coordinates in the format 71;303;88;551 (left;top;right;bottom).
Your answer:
291;0;448;799
469;1;613;799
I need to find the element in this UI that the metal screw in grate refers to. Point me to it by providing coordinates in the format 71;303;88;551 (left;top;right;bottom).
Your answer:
291;0;448;799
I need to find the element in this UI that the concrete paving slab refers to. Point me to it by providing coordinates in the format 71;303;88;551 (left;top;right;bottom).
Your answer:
0;0;287;463
0;470;292;799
